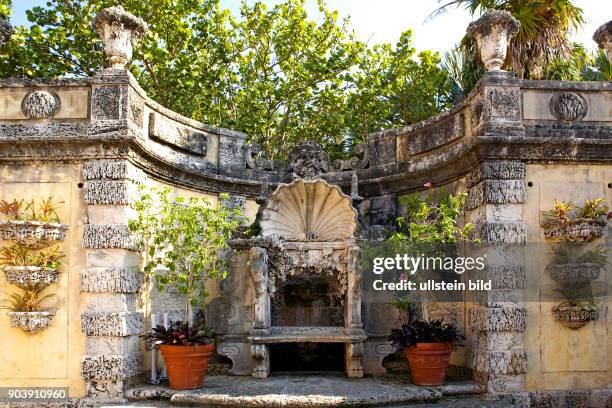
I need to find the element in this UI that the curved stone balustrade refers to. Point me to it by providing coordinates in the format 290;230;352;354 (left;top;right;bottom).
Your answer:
0;71;610;200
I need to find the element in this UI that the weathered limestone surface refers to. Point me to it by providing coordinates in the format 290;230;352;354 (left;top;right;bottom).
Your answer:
81;353;143;380
82;224;136;250
477;221;527;244
81;311;144;336
81;267;142;293
466;179;525;210
84;180;137;205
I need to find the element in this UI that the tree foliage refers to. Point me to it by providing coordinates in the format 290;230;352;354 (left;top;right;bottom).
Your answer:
0;0;451;158
128;186;242;326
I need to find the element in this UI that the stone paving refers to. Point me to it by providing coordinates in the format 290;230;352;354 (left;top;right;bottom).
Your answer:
125;373;487;407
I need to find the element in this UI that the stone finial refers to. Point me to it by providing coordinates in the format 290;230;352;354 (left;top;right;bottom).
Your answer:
93;6;148;69
467;10;520;71
0;16;13;48
593;20;612;62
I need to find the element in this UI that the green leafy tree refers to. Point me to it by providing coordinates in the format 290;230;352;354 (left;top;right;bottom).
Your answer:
128;186;242;327
1;0;452;159
392;189;477;245
346;30;451;144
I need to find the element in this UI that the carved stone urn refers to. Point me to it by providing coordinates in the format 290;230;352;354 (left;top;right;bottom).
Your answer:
93;6;148;69
467;10;520;71
0;16;13;48
593;20;612;62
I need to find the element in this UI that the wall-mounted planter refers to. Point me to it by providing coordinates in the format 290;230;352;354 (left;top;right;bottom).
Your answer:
3;266;60;290
552;303;598;330
546;262;602;285
0;220;68;249
8;311;54;334
542;219;606;242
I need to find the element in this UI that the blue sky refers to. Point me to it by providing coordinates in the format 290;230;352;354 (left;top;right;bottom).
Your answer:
10;0;612;54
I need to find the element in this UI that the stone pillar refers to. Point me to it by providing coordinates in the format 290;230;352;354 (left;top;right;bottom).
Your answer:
466;160;528;396
247;246;270;378
80;159;145;402
344;244;365;378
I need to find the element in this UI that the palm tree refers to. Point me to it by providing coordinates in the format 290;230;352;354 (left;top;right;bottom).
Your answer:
433;0;584;79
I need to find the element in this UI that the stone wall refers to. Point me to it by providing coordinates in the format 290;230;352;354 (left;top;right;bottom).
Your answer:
0;64;611;404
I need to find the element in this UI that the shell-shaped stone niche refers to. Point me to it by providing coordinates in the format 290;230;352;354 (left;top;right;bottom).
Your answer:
260;179;357;241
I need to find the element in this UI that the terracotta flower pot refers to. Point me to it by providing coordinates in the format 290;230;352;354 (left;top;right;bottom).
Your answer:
405;342;453;386
159;343;214;390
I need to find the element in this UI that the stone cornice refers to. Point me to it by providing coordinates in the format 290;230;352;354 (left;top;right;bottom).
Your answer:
0;72;610;197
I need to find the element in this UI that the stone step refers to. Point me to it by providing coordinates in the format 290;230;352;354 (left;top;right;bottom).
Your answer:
101;399;524;408
126;374;485;407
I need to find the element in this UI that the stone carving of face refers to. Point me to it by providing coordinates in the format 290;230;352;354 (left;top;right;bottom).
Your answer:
287;141;330;179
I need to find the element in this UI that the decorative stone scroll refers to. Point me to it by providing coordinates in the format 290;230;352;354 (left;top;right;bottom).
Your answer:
332;143;369;171
246;143;280;171
93;6;148;69
467;10;520;71
8;311;54;334
21;91;59;120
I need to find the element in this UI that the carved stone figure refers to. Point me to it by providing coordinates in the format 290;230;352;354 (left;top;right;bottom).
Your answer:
287;141;330;179
467;10;520;71
0;16;13;48
549;92;588;122
93;6;148;69
593;21;612;62
22;91;59;120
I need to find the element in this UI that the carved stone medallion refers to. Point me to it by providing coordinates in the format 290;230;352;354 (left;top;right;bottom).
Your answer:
549;92;588;122
21;91;59;120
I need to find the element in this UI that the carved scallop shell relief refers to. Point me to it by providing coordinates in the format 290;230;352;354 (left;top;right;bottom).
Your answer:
260;179;357;241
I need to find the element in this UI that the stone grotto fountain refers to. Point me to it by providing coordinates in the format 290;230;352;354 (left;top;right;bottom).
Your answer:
208;143;367;378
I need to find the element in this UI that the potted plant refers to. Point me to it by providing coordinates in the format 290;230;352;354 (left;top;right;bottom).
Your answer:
546;245;607;285
542;198;610;242
142;320;216;389
552;301;598;330
1;244;64;289
129;186;242;390
2;285;55;334
551;286;599;330
389;319;463;386
0;196;68;248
